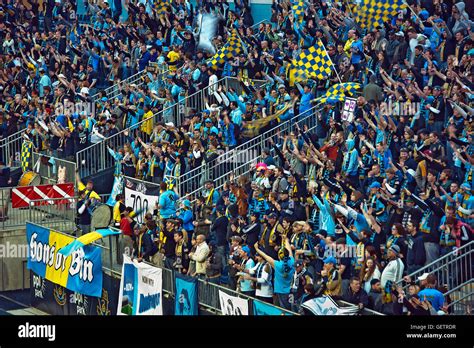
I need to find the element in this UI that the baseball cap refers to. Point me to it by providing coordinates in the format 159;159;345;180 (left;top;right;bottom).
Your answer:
323;256;337;265
241;245;251;255
295;259;304;267
417;273;430;281
389;244;401;255
369;182;381;189
267;212;278;219
278;84;286;90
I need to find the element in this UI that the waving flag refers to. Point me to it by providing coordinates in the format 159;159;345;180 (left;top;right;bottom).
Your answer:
59;228;121;256
154;0;171;15
326;82;362;96
292;0;305;23
209;30;245;66
294;40;333;80
353;0;407;29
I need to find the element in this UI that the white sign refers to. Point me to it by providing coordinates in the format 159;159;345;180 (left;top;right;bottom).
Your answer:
342;97;357;123
124;186;159;224
118;255;163;315
218;290;249;315
301;296;359;315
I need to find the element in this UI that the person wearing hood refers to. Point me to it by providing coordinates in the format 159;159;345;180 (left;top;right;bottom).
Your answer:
449;2;473;37
342;138;360;189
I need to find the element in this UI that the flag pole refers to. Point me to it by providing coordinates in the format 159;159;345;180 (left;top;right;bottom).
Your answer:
403;1;425;30
318;39;343;84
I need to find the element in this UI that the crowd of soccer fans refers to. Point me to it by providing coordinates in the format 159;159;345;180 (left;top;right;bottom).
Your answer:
2;0;473;315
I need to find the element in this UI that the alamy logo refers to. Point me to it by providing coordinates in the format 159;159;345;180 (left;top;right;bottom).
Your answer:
18;322;56;341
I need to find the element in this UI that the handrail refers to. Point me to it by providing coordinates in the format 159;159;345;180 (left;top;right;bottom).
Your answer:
397;240;474;286
178;102;322;187
75;77;268;177
178;105;323;202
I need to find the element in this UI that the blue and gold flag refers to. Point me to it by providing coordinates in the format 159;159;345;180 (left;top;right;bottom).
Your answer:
154;0;171;15
21;140;33;172
292;0;305;23
353;0;406;29
313;82;362;105
208;30;245;66
326;82;362;96
59;228;121;257
294;40;333;80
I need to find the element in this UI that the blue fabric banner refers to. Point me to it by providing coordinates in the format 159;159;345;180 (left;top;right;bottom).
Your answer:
107;176;124;207
26;223;103;297
175;273;199;315
253;300;290;316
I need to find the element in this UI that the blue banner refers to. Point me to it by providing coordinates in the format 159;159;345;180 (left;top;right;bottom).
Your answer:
107;176;124;207
253;300;291;316
26;223;103;297
119;262;139;315
175;274;199;315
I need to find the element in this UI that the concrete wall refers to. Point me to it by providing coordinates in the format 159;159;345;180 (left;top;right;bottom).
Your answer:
0;228;29;291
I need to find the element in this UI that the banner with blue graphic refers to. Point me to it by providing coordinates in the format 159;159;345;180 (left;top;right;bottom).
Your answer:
253;299;291;316
117;255;163;315
175;273;199;315
26;223;103;297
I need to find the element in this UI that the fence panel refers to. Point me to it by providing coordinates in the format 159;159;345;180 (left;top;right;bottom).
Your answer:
31;152;77;185
77;77;262;177
0;188;77;231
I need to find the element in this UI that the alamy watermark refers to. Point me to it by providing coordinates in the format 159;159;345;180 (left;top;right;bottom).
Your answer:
0;242;28;259
216;149;261;165
379;100;421;117
54;100;95;117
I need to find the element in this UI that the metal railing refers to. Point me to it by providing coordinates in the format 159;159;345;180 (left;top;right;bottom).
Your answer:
150;262;298;315
176;104;321;197
179;106;321;202
0;131;25;167
31;152;77;185
76;77;267;177
0;189;76;231
398;241;473;315
0;63;170;166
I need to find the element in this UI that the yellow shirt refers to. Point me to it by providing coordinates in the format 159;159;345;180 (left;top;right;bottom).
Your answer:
140;110;154;135
78;180;101;200
344;38;354;58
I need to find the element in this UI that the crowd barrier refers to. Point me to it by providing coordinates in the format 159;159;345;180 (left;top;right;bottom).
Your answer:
31;152;77;185
0;190;76;232
397;241;473;315
76;76;267;178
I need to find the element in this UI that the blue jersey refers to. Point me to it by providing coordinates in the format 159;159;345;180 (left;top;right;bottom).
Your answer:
273;257;295;294
418;288;445;311
159;190;179;218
